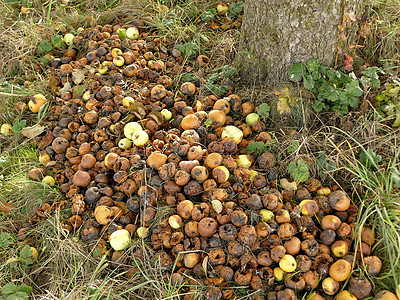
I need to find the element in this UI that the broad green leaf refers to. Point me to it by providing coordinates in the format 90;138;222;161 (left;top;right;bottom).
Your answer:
391;169;400;188
6;292;29;299
175;42;199;58
2;283;18;296
15;286;32;295
359;148;382;169
12;119;27;134
50;35;66;48
345;81;363;97
311;71;321;80
246;141;266;155
37;40;53;54
361;67;380;89
228;1;244;18
303;74;314;90
287;140;300;153
306;58;320;73
257;103;270;119
288;62;307;82
288;160;310;182
348;96;360;108
312;100;325;112
0;232;11;247
201;9;216;21
316;151;337;179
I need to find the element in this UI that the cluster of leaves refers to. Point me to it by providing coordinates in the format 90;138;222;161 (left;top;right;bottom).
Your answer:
316;151;337;179
0;283;32;300
37;34;67;55
289;59;361;113
175;42;201;58
0;233;36;299
288;59;382;114
288;159;310;182
257;103;271;121
182;65;237;97
205;65;238;96
246;141;269;155
359;148;382;169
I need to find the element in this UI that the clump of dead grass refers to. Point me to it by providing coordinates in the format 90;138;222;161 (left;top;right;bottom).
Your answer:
367;0;400;66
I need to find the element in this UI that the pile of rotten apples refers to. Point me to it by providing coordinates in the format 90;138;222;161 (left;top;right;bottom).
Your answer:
25;23;392;300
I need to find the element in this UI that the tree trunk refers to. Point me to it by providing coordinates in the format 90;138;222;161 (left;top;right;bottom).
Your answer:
237;0;343;84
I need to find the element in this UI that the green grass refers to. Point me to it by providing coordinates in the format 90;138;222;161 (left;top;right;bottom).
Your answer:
327;126;400;293
365;0;400;66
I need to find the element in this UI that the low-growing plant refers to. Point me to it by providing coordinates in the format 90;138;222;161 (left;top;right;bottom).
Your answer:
0;283;32;300
288;59;383;114
204;65;238;96
288;159;310;182
286;140;300;153
256;103;271;121
246;141;269;155
316;151;337;179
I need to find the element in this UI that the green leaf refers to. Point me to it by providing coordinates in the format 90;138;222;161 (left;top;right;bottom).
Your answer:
204;118;212;128
391;169;400;188
348;96;360;108
361;67;380;89
0;232;11;248
220;65;237;78
175;42;199;58
359;148;382;169
303;74;314;91
316;151;337;179
201;9;216;21
37;40;53;55
288;62;307;82
15;286;32;295
228;1;244;18
204;83;227;97
288;159;310;182
345;81;363;97
287;140;300;153
312;99;326;112
2;283;18;296
181;73;198;83
257;103;270;120
12;119;27;134
50;35;66;48
72;84;87;99
246;141;266;155
306;58;320;73
311;71;321;81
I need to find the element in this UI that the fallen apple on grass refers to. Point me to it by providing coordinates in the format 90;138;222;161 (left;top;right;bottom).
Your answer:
109;229;131;251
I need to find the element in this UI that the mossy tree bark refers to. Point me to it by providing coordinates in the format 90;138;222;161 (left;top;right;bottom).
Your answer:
238;0;347;84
